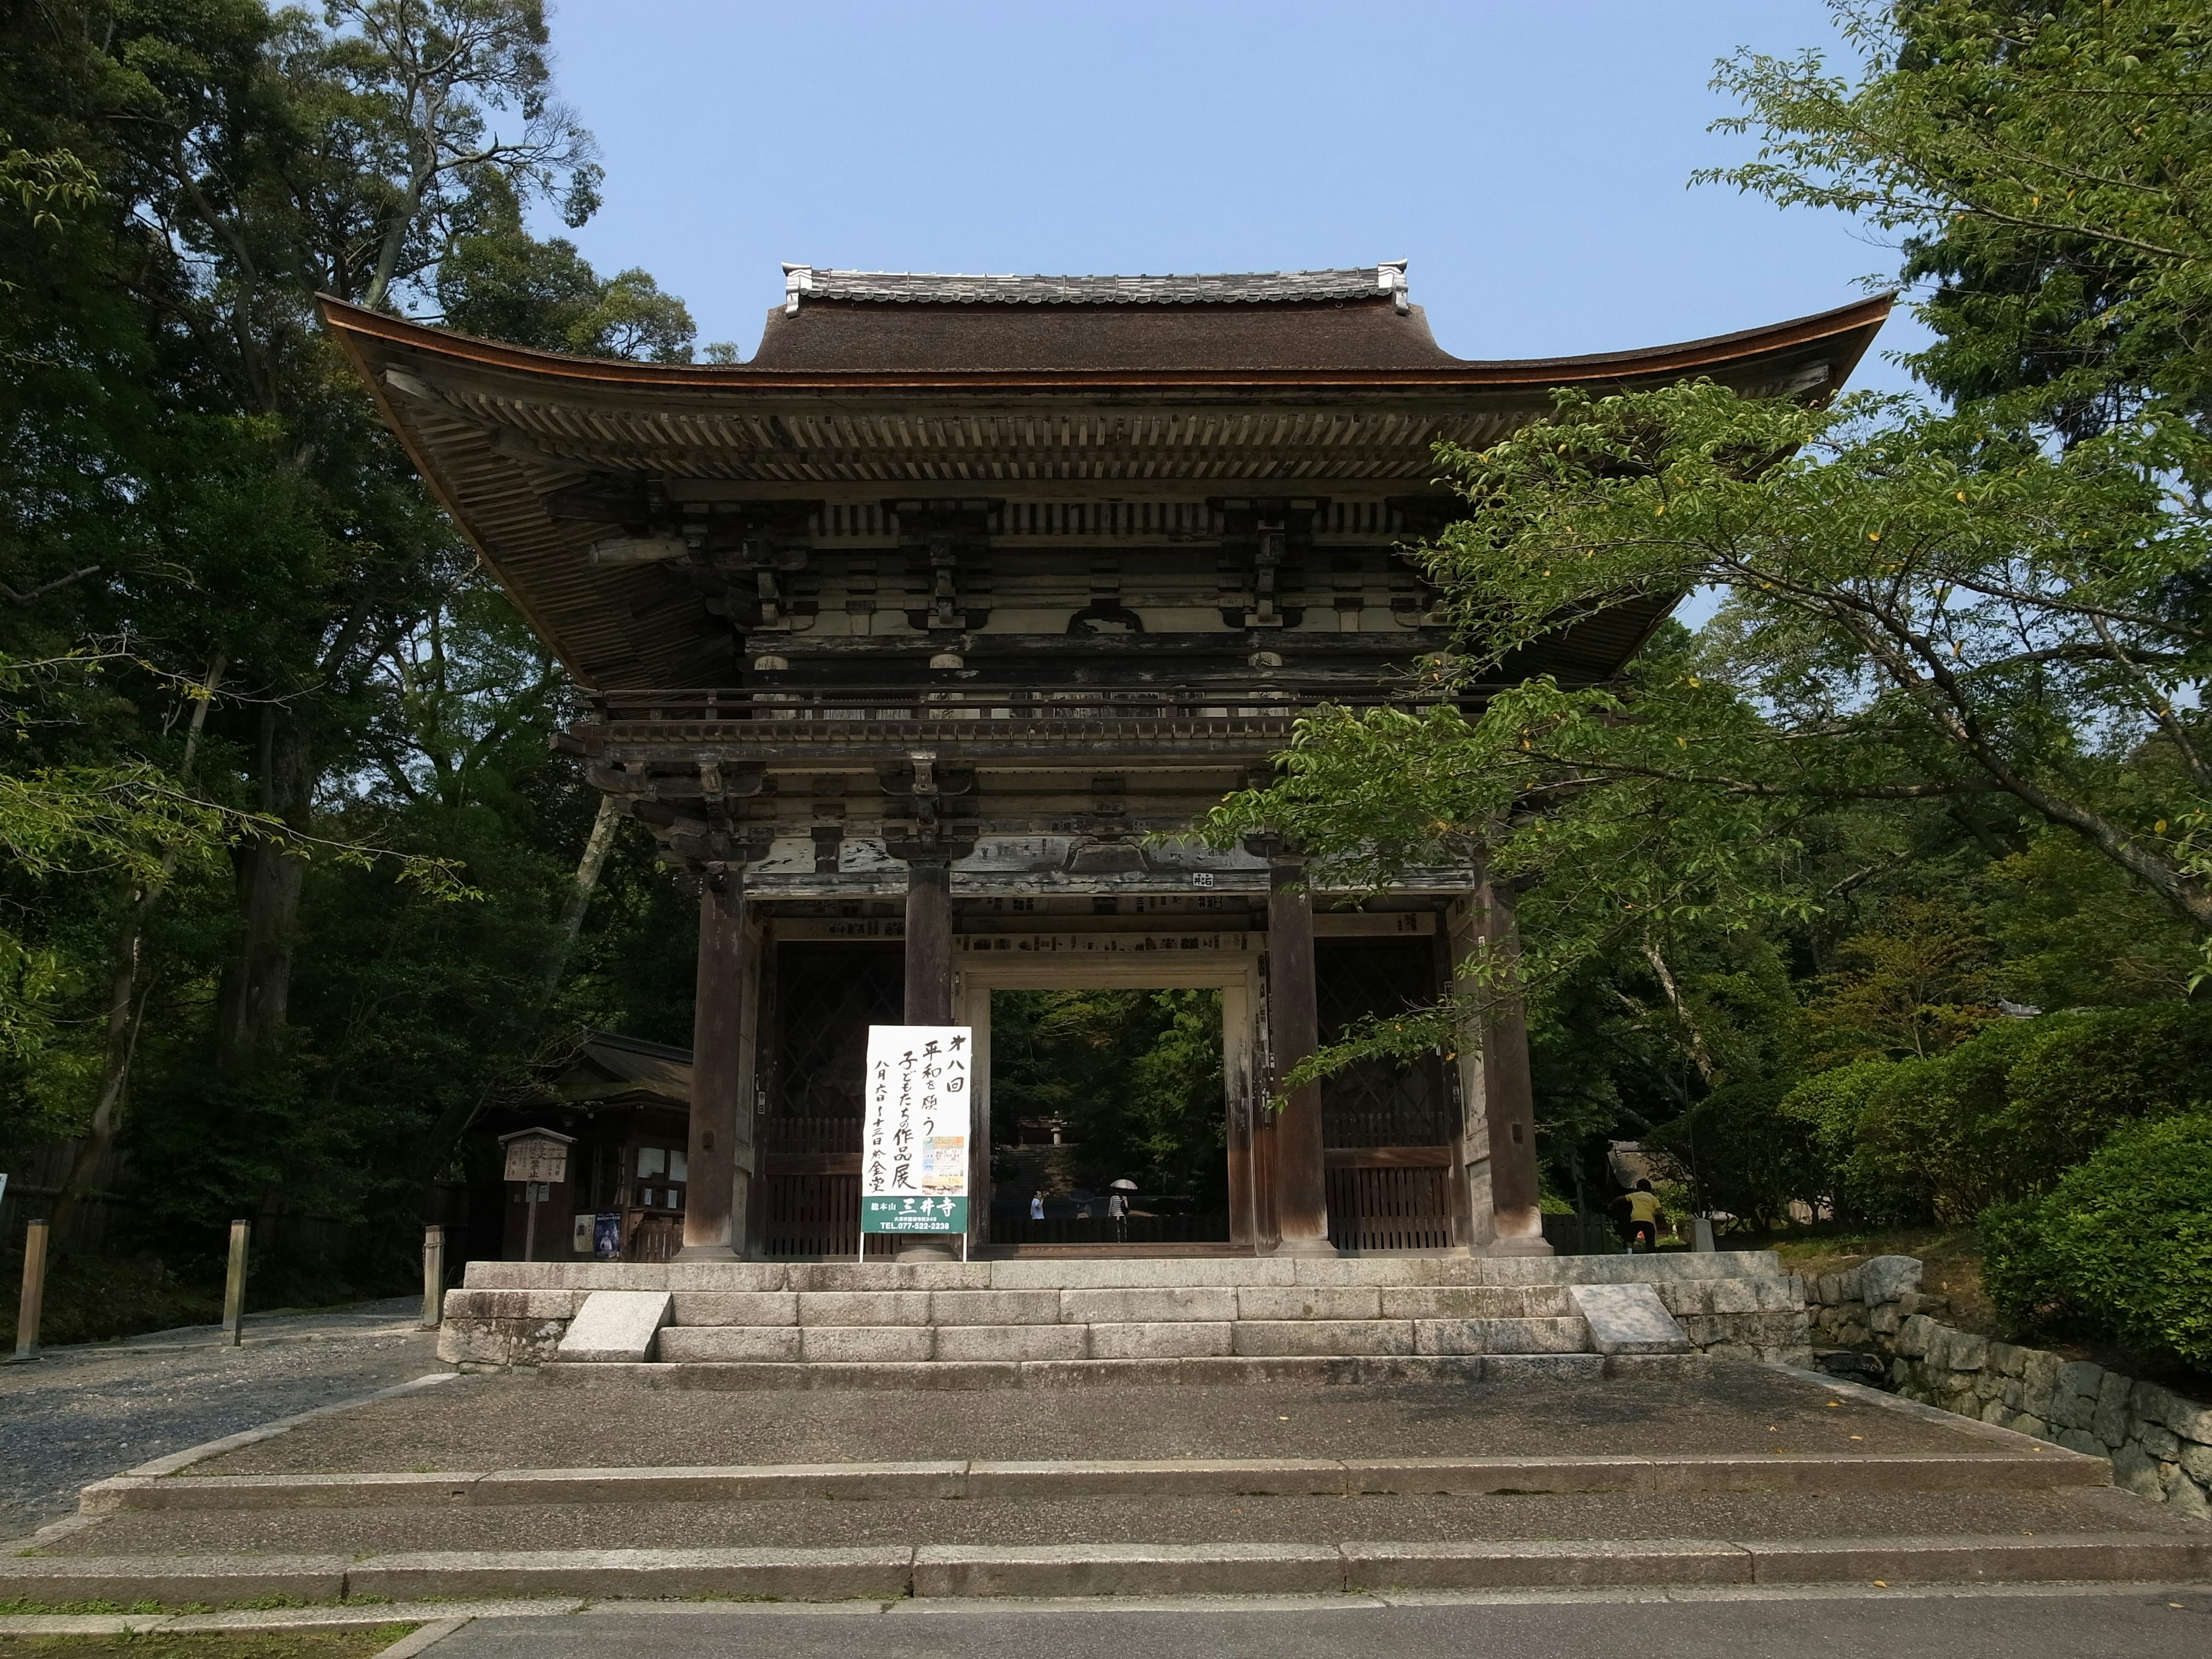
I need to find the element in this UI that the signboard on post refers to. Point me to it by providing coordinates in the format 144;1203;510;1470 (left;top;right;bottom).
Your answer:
501;1131;570;1184
859;1025;972;1244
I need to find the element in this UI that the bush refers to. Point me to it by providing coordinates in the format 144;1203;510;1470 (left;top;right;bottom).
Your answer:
1777;1002;2212;1226
1981;1113;2212;1371
1646;1078;1830;1231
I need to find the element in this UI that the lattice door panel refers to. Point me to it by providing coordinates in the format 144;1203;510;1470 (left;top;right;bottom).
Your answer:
1326;1165;1454;1253
1316;940;1453;1148
772;944;902;1119
761;1172;861;1259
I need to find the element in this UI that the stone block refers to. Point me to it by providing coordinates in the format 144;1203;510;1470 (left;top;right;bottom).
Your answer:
798;1325;934;1362
1895;1315;1936;1359
1085;1322;1233;1359
2136;1421;2183;1461
660;1263;789;1292
1987;1341;2022;1376
2055;1358;2105;1402
1868;1304;1901;1337
796;1290;931;1327
933;1324;1089;1362
554;1291;671;1363
2055;1427;2106;1457
1743;1535;2209;1585
1858;1255;1921;1306
911;1543;1342;1599
2010;1414;2049;1440
1414;1317;1589;1355
1233;1319;1415;1357
0;1555;350;1607
2111;1442;2165;1497
669;1291;797;1327
656;1325;802;1362
1838;1264;1865;1304
1705;1278;1762;1316
965;1459;1344;1498
2182;1442;2212;1483
442;1289;587;1321
927;1289;1061;1327
2167;1468;2211;1518
990;1258;1290;1290
2094;1372;2135;1447
1235;1286;1382;1321
1060;1286;1237;1324
1379;1286;1567;1320
1289;1257;1476;1287
347;1546;914;1602
1569;1282;1691;1354
1344;1539;1749;1590
786;1263;990;1292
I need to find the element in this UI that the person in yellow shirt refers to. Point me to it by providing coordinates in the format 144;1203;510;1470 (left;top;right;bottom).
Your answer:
1621;1179;1665;1254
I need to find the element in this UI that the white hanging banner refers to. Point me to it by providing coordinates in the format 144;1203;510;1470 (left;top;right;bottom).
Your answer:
860;1025;972;1237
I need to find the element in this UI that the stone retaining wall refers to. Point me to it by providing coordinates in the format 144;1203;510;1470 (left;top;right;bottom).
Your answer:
1806;1254;2211;1516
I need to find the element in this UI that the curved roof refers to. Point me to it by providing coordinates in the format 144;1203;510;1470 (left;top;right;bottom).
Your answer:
320;277;1891;690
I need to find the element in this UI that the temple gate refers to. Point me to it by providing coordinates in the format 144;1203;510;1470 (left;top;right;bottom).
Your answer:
327;263;1887;1261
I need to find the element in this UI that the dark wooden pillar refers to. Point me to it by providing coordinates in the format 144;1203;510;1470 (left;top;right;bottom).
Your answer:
903;854;954;1025
1478;873;1549;1252
1263;851;1335;1256
680;870;744;1260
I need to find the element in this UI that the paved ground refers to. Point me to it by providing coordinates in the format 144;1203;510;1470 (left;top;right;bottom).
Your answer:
47;1483;2201;1556
402;1585;2212;1659
0;1299;439;1540
198;1366;1991;1475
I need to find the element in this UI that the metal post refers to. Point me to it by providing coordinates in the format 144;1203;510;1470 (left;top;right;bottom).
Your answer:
221;1219;249;1346
12;1219;48;1362
523;1186;539;1264
420;1224;445;1328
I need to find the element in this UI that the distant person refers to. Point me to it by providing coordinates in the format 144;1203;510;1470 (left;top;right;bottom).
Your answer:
1107;1188;1129;1242
1029;1191;1045;1222
1622;1179;1665;1254
1075;1192;1092;1221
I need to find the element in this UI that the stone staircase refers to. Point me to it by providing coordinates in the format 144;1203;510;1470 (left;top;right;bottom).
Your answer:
440;1252;1810;1382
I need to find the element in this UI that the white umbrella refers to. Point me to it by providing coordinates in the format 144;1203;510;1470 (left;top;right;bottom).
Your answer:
1109;1179;1138;1190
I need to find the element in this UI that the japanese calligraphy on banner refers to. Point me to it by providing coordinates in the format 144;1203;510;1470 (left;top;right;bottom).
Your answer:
860;1025;972;1236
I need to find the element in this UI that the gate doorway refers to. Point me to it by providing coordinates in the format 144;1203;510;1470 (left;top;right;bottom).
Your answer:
986;988;1231;1246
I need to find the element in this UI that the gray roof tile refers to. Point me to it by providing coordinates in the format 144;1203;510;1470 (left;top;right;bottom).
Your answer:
782;263;1408;308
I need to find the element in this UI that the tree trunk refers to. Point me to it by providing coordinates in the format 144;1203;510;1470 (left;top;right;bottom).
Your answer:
536;794;621;1003
214;707;311;1076
51;657;224;1249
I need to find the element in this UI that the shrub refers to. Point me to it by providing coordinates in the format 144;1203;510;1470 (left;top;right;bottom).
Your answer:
1981;1112;2212;1370
2001;1002;2212;1172
1778;1058;1896;1220
1646;1077;1830;1232
1848;1020;2046;1224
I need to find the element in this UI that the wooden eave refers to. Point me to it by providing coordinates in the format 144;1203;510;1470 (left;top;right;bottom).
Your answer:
319;292;1890;691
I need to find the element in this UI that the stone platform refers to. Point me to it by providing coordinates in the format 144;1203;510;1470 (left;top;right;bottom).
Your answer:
439;1252;1809;1377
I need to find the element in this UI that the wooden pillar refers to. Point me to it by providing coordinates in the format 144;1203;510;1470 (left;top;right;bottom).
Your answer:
1264;854;1335;1256
681;870;745;1260
903;854;955;1025
1478;873;1549;1252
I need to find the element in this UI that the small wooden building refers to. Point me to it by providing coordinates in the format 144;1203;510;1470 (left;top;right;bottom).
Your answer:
329;264;1887;1261
480;1031;696;1263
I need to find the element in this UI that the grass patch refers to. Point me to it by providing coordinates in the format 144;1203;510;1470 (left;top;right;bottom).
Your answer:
0;1630;414;1658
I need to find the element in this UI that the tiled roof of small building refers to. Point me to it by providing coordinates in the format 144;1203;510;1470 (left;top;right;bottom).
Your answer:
783;262;1409;310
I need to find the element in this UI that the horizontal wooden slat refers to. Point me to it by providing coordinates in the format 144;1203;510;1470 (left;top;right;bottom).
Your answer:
1323;1145;1454;1169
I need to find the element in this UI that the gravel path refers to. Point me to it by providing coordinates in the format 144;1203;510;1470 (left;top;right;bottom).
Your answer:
0;1298;442;1539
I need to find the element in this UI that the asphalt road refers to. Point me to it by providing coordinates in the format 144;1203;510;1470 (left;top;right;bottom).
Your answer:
421;1586;2212;1659
0;1297;440;1539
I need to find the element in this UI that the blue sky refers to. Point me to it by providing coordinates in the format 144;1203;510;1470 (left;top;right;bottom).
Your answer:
543;0;1926;394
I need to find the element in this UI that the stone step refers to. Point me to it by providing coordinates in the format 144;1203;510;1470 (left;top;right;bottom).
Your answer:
81;1449;2111;1513
664;1284;1581;1327
653;1316;1594;1365
460;1252;1794;1294
536;1354;1713;1388
6;1532;2202;1607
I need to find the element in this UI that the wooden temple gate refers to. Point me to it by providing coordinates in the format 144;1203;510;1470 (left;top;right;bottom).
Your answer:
327;262;1888;1260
